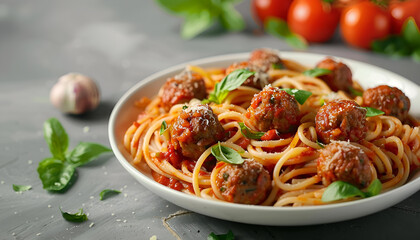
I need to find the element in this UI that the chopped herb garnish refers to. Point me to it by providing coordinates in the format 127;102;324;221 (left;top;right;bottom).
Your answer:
182;105;188;110
349;87;363;97
211;142;244;165
363;107;385;117
272;62;285;69
60;208;88;222
208;230;235;240
12;184;32;192
316;141;326;149
303;68;332;78
160;120;168;135
238;122;265;140
99;189;121;201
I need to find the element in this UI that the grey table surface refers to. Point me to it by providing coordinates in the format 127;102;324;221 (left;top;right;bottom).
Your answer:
1;1;420;239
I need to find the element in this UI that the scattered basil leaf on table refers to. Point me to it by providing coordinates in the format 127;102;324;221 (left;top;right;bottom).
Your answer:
303;68;332;78
12;184;32;192
155;0;244;39
204;69;255;104
281;88;312;105
372;18;420;62
160;120;168;135
322;179;382;202
38;118;111;192
363;107;385;117
238;122;265;140
208;230;235;240
99;189;121;201
60;208;88;222
265;17;307;50
211;142;244;165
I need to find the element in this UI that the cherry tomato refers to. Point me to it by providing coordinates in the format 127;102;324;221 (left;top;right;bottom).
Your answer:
340;1;391;49
389;0;420;34
252;0;293;24
287;0;340;43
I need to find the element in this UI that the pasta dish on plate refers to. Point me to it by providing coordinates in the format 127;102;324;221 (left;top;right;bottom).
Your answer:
122;48;420;207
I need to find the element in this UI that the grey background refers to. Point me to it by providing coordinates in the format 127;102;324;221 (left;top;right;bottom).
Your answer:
1;0;420;239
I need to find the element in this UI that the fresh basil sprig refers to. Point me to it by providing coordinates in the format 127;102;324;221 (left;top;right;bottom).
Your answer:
160;120;168;135
12;184;32;192
211;142;244;165
38;118;111;192
282;88;312;105
208;230;235;240
204;69;255;104
155;0;245;39
99;189;121;201
363;107;385;117
303;68;332;78
322;179;382;202
372;17;420;62
60;208;88;223
238;122;265;140
265;17;307;50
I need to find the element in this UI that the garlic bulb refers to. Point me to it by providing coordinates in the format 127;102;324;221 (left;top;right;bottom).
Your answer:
50;73;100;114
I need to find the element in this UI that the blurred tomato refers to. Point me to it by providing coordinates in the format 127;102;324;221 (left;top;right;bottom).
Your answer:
287;0;340;43
340;1;391;49
252;0;293;24
389;0;420;33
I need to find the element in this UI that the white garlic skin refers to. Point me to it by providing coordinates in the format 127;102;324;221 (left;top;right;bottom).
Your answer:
50;73;100;114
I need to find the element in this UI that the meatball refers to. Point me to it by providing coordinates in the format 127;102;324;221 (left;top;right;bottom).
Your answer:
225;61;269;89
362;85;411;121
216;159;271;204
160;71;207;111
316;99;367;144
316;58;353;92
245;85;300;133
170;104;226;159
318;141;373;188
249;48;284;71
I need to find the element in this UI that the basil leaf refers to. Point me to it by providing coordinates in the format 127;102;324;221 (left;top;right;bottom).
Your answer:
322;181;366;202
349;87;363;97
211;142;244;164
316;141;325;149
372;35;411;57
44;118;69;161
160;120;168;135
181;10;215;39
238;122;264;140
60;208;88;223
219;3;245;31
413;48;420;63
402;17;420;49
363;107;385;117
208;230;235;240
99;189;121;201
303;68;332;78
282;88;312;105
12;184;32;192
182;105;188;110
366;179;382;197
66;142;111;168
207;69;255;104
37;158;75;191
272;62;285;69
265;18;307;50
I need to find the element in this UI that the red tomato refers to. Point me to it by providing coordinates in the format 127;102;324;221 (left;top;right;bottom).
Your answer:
389;0;420;33
340;1;391;49
287;0;340;43
252;0;293;24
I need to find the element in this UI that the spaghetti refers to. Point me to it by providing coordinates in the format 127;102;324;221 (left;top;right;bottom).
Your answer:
123;49;420;207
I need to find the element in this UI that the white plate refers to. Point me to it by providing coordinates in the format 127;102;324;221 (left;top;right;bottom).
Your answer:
108;52;420;226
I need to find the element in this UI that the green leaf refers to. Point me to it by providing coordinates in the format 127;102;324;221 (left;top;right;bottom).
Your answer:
60;208;88;223
181;10;215;39
303;68;332;78
206;69;255;104
182;105;188;110
12;184;32;192
160;120;168;135
402;17;420;49
208;230;235;240
366;179;382;197
265;18;307;50
37;158;75;191
413;48;420;63
282;88;312;105
272;63;285;69
44;118;69;161
372;35;411;57
219;3;245;31
349;87;363;97
211;142;244;165
66;142;111;167
238;122;265;140
99;189;121;200
322;181;366;202
316;141;325;149
363;107;385;117
155;0;210;16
